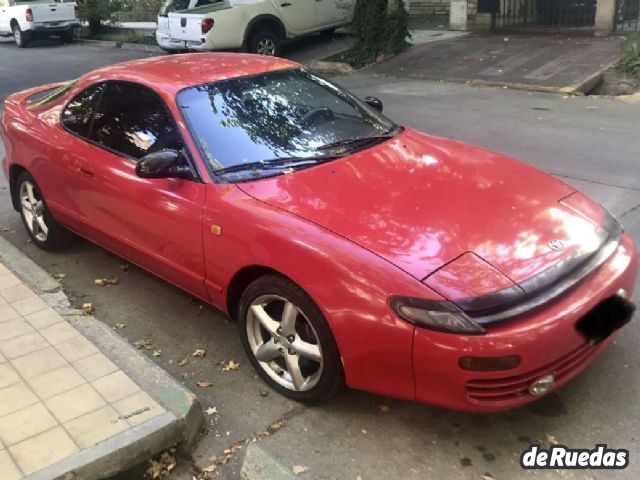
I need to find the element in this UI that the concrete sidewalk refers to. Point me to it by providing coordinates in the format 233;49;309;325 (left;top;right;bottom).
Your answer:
367;34;623;94
0;237;203;480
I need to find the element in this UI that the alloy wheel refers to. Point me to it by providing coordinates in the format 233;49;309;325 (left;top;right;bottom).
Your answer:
246;294;324;392
14;28;21;45
20;180;48;242
256;38;276;56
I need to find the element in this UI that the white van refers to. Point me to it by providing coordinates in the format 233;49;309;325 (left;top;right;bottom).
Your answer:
156;0;353;56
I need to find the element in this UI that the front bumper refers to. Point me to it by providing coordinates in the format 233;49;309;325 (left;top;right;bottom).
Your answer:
413;233;638;411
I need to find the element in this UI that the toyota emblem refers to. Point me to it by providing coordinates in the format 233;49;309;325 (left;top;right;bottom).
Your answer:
548;239;566;251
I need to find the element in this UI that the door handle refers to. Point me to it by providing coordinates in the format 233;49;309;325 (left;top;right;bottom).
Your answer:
76;166;95;178
281;2;292;6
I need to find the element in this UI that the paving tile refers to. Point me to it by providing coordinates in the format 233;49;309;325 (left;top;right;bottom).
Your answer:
0;273;21;290
73;352;119;382
11;346;67;379
91;370;140;403
0;304;20;324
45;383;106;423
0;382;39;417
24;308;64;330
39;321;80;346
0;331;49;360
0;403;58;446
11;296;49;316
0;448;23;480
26;365;86;400
55;335;99;363
0;318;35;342
0;284;35;303
9;426;78;475
64;405;129;449
113;391;164;427
0;363;21;389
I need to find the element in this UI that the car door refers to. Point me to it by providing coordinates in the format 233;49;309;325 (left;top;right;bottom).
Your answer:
0;0;11;34
60;81;208;300
271;0;317;34
314;0;350;28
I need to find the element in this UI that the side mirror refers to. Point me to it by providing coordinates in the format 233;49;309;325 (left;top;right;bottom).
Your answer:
135;149;193;180
364;96;383;113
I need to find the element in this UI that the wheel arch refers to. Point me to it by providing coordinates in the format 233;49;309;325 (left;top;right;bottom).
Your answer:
243;14;286;48
226;264;294;320
9;164;27;212
10;19;18;30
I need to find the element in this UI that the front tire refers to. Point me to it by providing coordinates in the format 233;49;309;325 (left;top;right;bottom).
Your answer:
17;172;74;251
12;24;29;48
238;274;343;403
248;30;282;57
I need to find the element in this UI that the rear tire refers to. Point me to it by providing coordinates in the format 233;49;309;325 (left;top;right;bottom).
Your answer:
12;24;29;48
61;29;75;44
238;274;344;403
16;172;74;251
248;29;282;57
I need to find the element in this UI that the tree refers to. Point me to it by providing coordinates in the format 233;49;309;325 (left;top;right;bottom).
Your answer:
344;0;410;67
77;0;121;34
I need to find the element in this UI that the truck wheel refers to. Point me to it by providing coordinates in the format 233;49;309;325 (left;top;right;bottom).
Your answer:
249;30;281;57
12;24;29;48
61;29;75;44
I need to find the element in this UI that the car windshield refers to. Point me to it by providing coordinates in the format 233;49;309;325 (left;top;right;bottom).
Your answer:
177;69;398;182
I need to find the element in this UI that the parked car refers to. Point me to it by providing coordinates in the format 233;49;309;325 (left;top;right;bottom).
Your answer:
0;0;78;47
156;0;353;55
1;54;637;411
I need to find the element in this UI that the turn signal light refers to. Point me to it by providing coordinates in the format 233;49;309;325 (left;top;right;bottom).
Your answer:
201;18;215;34
26;8;33;22
459;355;521;372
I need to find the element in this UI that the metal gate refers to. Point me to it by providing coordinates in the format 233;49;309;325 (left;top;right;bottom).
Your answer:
615;0;640;32
491;0;596;31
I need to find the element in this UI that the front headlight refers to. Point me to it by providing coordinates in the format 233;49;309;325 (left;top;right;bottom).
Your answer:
389;297;486;334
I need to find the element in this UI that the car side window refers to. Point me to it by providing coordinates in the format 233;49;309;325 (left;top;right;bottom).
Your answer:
90;82;183;160
61;83;105;138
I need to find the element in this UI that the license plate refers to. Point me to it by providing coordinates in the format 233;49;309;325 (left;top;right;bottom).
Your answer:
47;22;61;27
187;41;200;47
576;294;635;344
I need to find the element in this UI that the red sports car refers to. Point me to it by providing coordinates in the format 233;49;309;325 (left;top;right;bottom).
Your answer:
1;54;637;411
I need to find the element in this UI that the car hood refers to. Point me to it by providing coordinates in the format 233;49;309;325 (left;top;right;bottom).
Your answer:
237;128;603;289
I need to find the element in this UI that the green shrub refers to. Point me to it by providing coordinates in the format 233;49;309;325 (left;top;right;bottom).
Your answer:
342;0;410;68
77;0;122;34
617;34;640;77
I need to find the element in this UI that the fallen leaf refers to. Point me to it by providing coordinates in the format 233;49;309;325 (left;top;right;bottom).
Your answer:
120;264;131;272
376;404;391;413
259;389;269;397
356;476;364;480
53;273;66;279
270;422;282;430
222;360;240;371
95;277;119;286
152;349;162;357
134;339;153;350
113;323;126;330
81;303;95;315
145;450;176;479
192;349;206;358
178;357;189;367
546;434;558;445
206;406;218;415
292;465;309;475
482;475;495;480
202;464;216;474
196;381;214;388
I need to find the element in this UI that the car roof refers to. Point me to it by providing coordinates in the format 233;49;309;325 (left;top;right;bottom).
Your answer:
81;53;301;94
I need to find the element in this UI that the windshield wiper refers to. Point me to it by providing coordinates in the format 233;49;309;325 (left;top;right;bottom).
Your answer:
317;131;398;152
213;155;340;176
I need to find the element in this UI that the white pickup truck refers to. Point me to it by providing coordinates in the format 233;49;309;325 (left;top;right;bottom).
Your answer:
0;0;78;47
156;0;353;56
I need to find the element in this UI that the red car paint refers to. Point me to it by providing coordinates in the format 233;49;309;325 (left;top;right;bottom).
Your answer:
1;54;637;410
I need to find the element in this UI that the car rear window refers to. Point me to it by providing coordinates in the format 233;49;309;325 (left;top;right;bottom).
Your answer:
26;81;76;108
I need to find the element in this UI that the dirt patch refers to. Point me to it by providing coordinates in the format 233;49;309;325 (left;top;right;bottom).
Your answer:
591;67;640;96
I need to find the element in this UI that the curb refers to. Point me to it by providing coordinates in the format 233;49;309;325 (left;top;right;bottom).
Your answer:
76;38;163;53
307;60;355;75
0;235;204;480
241;444;297;480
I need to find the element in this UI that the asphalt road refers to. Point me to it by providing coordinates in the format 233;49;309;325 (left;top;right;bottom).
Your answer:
1;40;639;480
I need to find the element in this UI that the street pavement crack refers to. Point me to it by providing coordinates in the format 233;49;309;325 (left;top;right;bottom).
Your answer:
620;202;640;219
552;173;640;192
